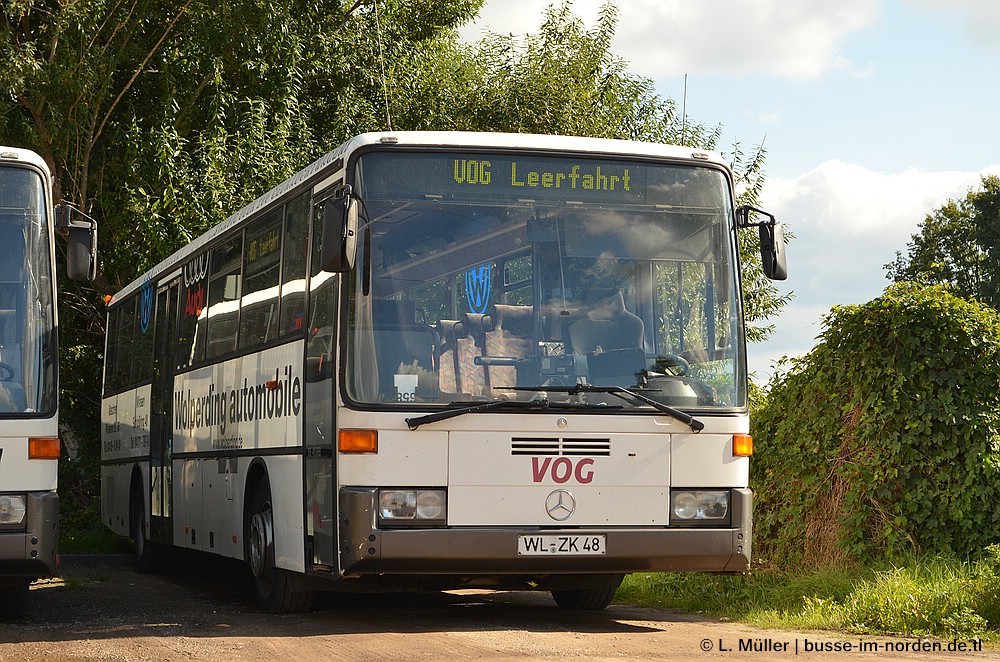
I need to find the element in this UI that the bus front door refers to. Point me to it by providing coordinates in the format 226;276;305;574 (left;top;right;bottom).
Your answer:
148;279;179;544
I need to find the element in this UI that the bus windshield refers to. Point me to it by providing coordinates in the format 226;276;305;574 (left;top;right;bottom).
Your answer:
344;150;745;411
0;165;56;415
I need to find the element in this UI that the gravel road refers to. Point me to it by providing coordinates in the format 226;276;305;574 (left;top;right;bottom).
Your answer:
0;554;992;661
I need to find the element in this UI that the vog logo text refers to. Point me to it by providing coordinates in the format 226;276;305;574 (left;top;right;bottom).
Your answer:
531;457;595;484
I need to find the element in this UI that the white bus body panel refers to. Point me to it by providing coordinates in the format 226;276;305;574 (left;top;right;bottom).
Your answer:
448;430;670;526
0;418;58;492
100;384;152;536
336;410;749;527
101;343;307;571
100;462;143;537
173;342;304;454
101;384;152;461
169;342;305;570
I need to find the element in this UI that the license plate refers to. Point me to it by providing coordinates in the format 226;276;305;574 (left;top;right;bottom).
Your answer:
517;534;606;556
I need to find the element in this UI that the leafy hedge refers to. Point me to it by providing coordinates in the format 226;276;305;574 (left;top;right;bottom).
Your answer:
752;283;1000;565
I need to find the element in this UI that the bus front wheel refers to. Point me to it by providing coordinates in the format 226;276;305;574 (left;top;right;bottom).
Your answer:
0;578;29;618
247;480;313;614
551;575;623;610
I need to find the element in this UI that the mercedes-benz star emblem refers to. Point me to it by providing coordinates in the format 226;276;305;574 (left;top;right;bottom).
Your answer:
545;489;576;521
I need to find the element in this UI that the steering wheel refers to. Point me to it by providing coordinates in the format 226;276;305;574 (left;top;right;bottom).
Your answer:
0;362;14;382
654;354;690;376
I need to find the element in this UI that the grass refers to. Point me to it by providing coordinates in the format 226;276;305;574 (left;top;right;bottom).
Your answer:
59;502;132;554
617;549;1000;641
59;526;131;554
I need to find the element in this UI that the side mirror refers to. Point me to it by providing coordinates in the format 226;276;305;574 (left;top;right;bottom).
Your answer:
737;205;788;281
55;204;98;282
320;188;359;273
759;221;787;281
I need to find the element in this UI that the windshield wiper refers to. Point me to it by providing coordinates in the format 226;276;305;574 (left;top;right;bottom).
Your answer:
405;399;547;430
405;397;623;430
504;384;704;432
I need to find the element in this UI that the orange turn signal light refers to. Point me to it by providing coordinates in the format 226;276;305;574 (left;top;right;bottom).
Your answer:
29;437;61;459
339;429;377;453
733;433;753;457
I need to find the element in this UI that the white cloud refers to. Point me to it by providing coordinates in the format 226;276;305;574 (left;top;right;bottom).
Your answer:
748;161;1000;382
904;0;1000;53
461;0;880;80
763;160;990;241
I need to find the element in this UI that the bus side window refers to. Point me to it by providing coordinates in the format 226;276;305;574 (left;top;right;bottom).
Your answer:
240;209;282;349
103;306;119;393
176;264;206;370
112;297;136;391
280;192;309;334
131;294;155;386
206;237;242;359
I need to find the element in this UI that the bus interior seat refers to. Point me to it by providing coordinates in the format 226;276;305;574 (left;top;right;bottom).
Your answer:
566;289;645;386
372;299;438;401
566;289;644;355
483;304;533;388
0;307;15;344
0;219;24;282
437;313;487;399
0;311;25;410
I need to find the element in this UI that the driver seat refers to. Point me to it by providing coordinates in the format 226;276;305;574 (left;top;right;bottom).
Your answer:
566;289;643;355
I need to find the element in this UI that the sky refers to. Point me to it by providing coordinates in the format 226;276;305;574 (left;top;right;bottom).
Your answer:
459;0;1000;382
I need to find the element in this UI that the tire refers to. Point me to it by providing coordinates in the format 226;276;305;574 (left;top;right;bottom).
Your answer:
247;479;313;614
551;576;623;610
0;579;29;619
132;484;170;574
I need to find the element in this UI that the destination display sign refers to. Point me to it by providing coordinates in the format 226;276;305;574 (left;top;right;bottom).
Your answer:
357;152;725;208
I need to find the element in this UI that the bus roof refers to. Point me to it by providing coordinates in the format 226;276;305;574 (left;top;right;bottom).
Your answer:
0;146;51;174
109;131;731;305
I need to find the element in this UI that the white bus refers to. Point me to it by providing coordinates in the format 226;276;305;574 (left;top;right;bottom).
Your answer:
101;132;786;613
0;146;96;617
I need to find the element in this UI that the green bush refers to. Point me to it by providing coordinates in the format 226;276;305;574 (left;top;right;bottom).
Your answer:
752;283;1000;565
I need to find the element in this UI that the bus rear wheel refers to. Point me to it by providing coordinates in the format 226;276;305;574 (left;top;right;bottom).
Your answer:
247;480;313;614
131;483;169;573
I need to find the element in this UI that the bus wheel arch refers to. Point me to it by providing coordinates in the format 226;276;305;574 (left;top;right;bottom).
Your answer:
243;461;313;613
129;466;168;573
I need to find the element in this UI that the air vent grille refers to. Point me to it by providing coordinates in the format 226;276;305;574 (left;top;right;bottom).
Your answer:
511;437;611;456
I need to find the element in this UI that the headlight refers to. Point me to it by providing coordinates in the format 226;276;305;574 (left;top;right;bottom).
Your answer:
0;494;27;527
378;489;447;526
670;490;730;525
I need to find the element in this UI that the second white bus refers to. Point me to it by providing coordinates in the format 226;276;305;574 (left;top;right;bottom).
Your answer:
0;146;96;618
101;131;786;613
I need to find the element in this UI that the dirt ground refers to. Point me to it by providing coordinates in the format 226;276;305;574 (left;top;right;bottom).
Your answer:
0;554;993;661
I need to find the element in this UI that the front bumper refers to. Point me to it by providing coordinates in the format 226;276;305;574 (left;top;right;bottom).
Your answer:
338;487;751;577
0;492;59;579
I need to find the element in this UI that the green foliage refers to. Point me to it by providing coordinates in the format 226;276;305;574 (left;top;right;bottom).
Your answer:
793;552;1000;638
619;551;1000;637
827;558;989;638
886;175;1000;307
752;283;1000;565
618;566;860;623
57;343;116;553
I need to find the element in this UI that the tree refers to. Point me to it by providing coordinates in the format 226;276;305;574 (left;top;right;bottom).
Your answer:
885;175;1000;306
753;283;1000;565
